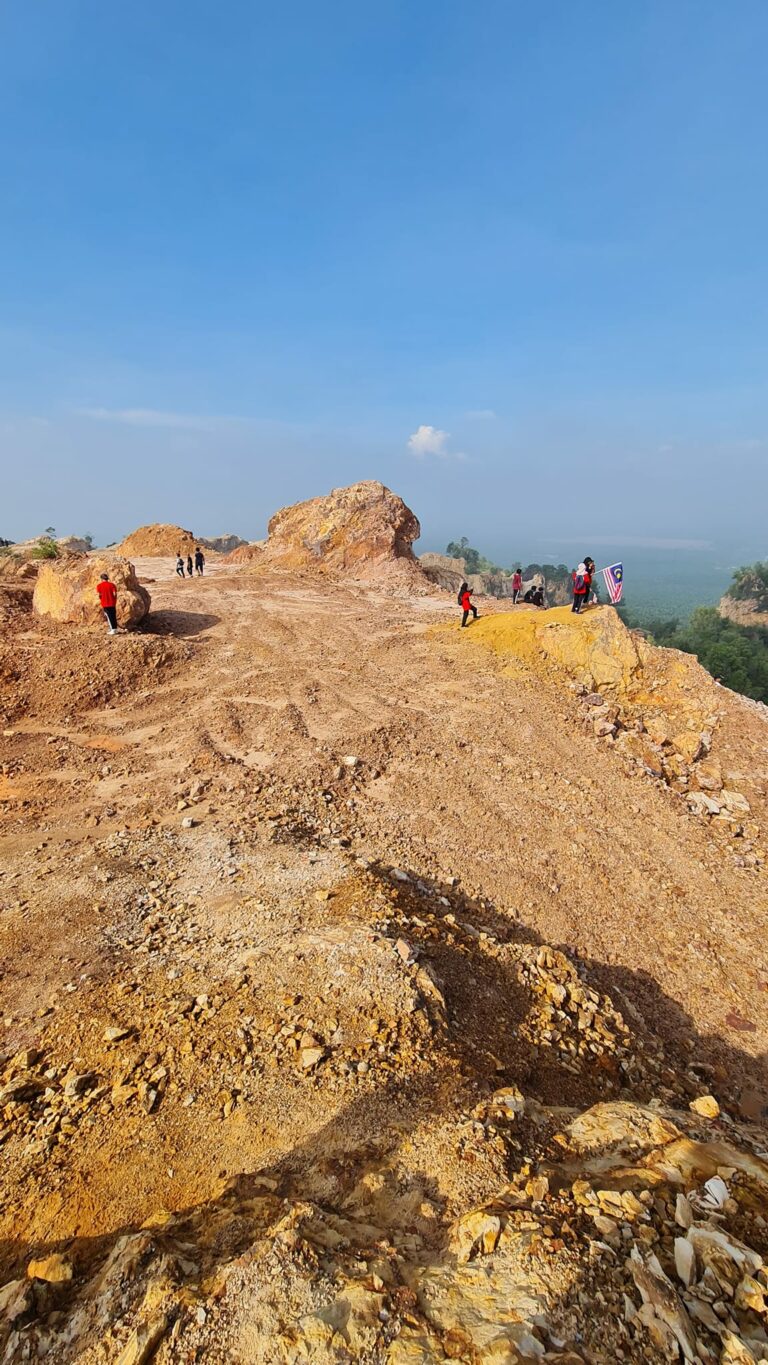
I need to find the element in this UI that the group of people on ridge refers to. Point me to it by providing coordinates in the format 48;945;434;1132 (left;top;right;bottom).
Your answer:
458;556;597;627
176;547;205;579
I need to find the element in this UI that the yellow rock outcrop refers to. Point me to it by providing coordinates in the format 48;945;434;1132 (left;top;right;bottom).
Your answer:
462;605;647;694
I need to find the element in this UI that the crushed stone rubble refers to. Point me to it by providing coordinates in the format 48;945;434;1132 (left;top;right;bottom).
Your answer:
576;686;764;871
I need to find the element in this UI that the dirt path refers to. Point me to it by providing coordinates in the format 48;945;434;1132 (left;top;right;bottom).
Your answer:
1;563;767;1324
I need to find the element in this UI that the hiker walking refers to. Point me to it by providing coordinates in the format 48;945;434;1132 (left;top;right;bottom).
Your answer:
194;546;205;576
175;555;185;579
512;569;522;604
186;553;194;578
96;572;118;635
458;581;479;628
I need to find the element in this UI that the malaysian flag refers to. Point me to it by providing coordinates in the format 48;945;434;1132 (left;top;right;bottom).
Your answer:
601;562;624;604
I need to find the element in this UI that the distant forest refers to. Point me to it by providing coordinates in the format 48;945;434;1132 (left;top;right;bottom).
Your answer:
622;560;768;704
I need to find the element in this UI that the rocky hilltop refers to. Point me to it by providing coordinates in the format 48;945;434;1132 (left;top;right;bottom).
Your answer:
117;526;251;560
116;524;199;557
1;494;767;1363
198;534;248;555
9;536;92;557
223;539;266;564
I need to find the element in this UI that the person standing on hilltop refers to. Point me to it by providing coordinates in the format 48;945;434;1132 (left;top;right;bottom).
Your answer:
458;581;480;627
512;568;523;604
176;555;185;579
583;558;595;607
96;572;118;635
571;558;594;613
194;546;205;576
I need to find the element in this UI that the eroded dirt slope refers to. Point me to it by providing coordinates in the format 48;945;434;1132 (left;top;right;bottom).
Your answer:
1;563;767;1363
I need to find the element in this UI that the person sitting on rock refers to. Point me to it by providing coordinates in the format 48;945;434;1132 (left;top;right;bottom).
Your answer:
194;546;205;576
458;582;479;627
531;584;545;608
96;572;118;635
186;553;194;578
176;555;185;579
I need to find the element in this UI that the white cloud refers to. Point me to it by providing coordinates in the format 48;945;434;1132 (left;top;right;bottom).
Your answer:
407;424;465;460
408;424;449;457
76;407;240;431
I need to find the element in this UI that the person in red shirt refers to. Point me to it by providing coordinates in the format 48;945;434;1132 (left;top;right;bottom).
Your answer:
458;581;480;628
96;573;118;635
512;569;523;604
571;558;595;614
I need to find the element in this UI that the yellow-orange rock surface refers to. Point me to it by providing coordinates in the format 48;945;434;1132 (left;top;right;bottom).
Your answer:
719;594;768;629
33;555;150;628
465;605;647;694
456;606;720;736
224;540;266;564
261;481;421;575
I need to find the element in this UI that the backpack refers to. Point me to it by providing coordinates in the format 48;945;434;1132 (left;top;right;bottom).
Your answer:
457;588;465;604
574;574;585;592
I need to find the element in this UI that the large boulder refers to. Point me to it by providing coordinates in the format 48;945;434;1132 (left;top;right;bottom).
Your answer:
33;555;150;629
115;524;197;557
536;605;647;692
419;553;466;593
261;481;421;575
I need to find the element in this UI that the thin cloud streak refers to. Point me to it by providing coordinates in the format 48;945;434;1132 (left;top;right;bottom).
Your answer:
76;407;248;431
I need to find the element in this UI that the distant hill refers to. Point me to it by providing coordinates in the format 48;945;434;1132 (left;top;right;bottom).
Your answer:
719;561;768;627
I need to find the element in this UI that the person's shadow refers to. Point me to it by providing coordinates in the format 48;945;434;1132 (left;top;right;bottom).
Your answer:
140;610;220;638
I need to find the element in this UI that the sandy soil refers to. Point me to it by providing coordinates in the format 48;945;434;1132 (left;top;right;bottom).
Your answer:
1;560;767;1358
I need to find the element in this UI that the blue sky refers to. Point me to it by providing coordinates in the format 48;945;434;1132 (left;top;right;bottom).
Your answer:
2;0;767;558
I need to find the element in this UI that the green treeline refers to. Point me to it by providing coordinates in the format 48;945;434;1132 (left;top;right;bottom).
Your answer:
647;610;768;702
622;559;768;704
444;537;571;587
726;562;768;609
